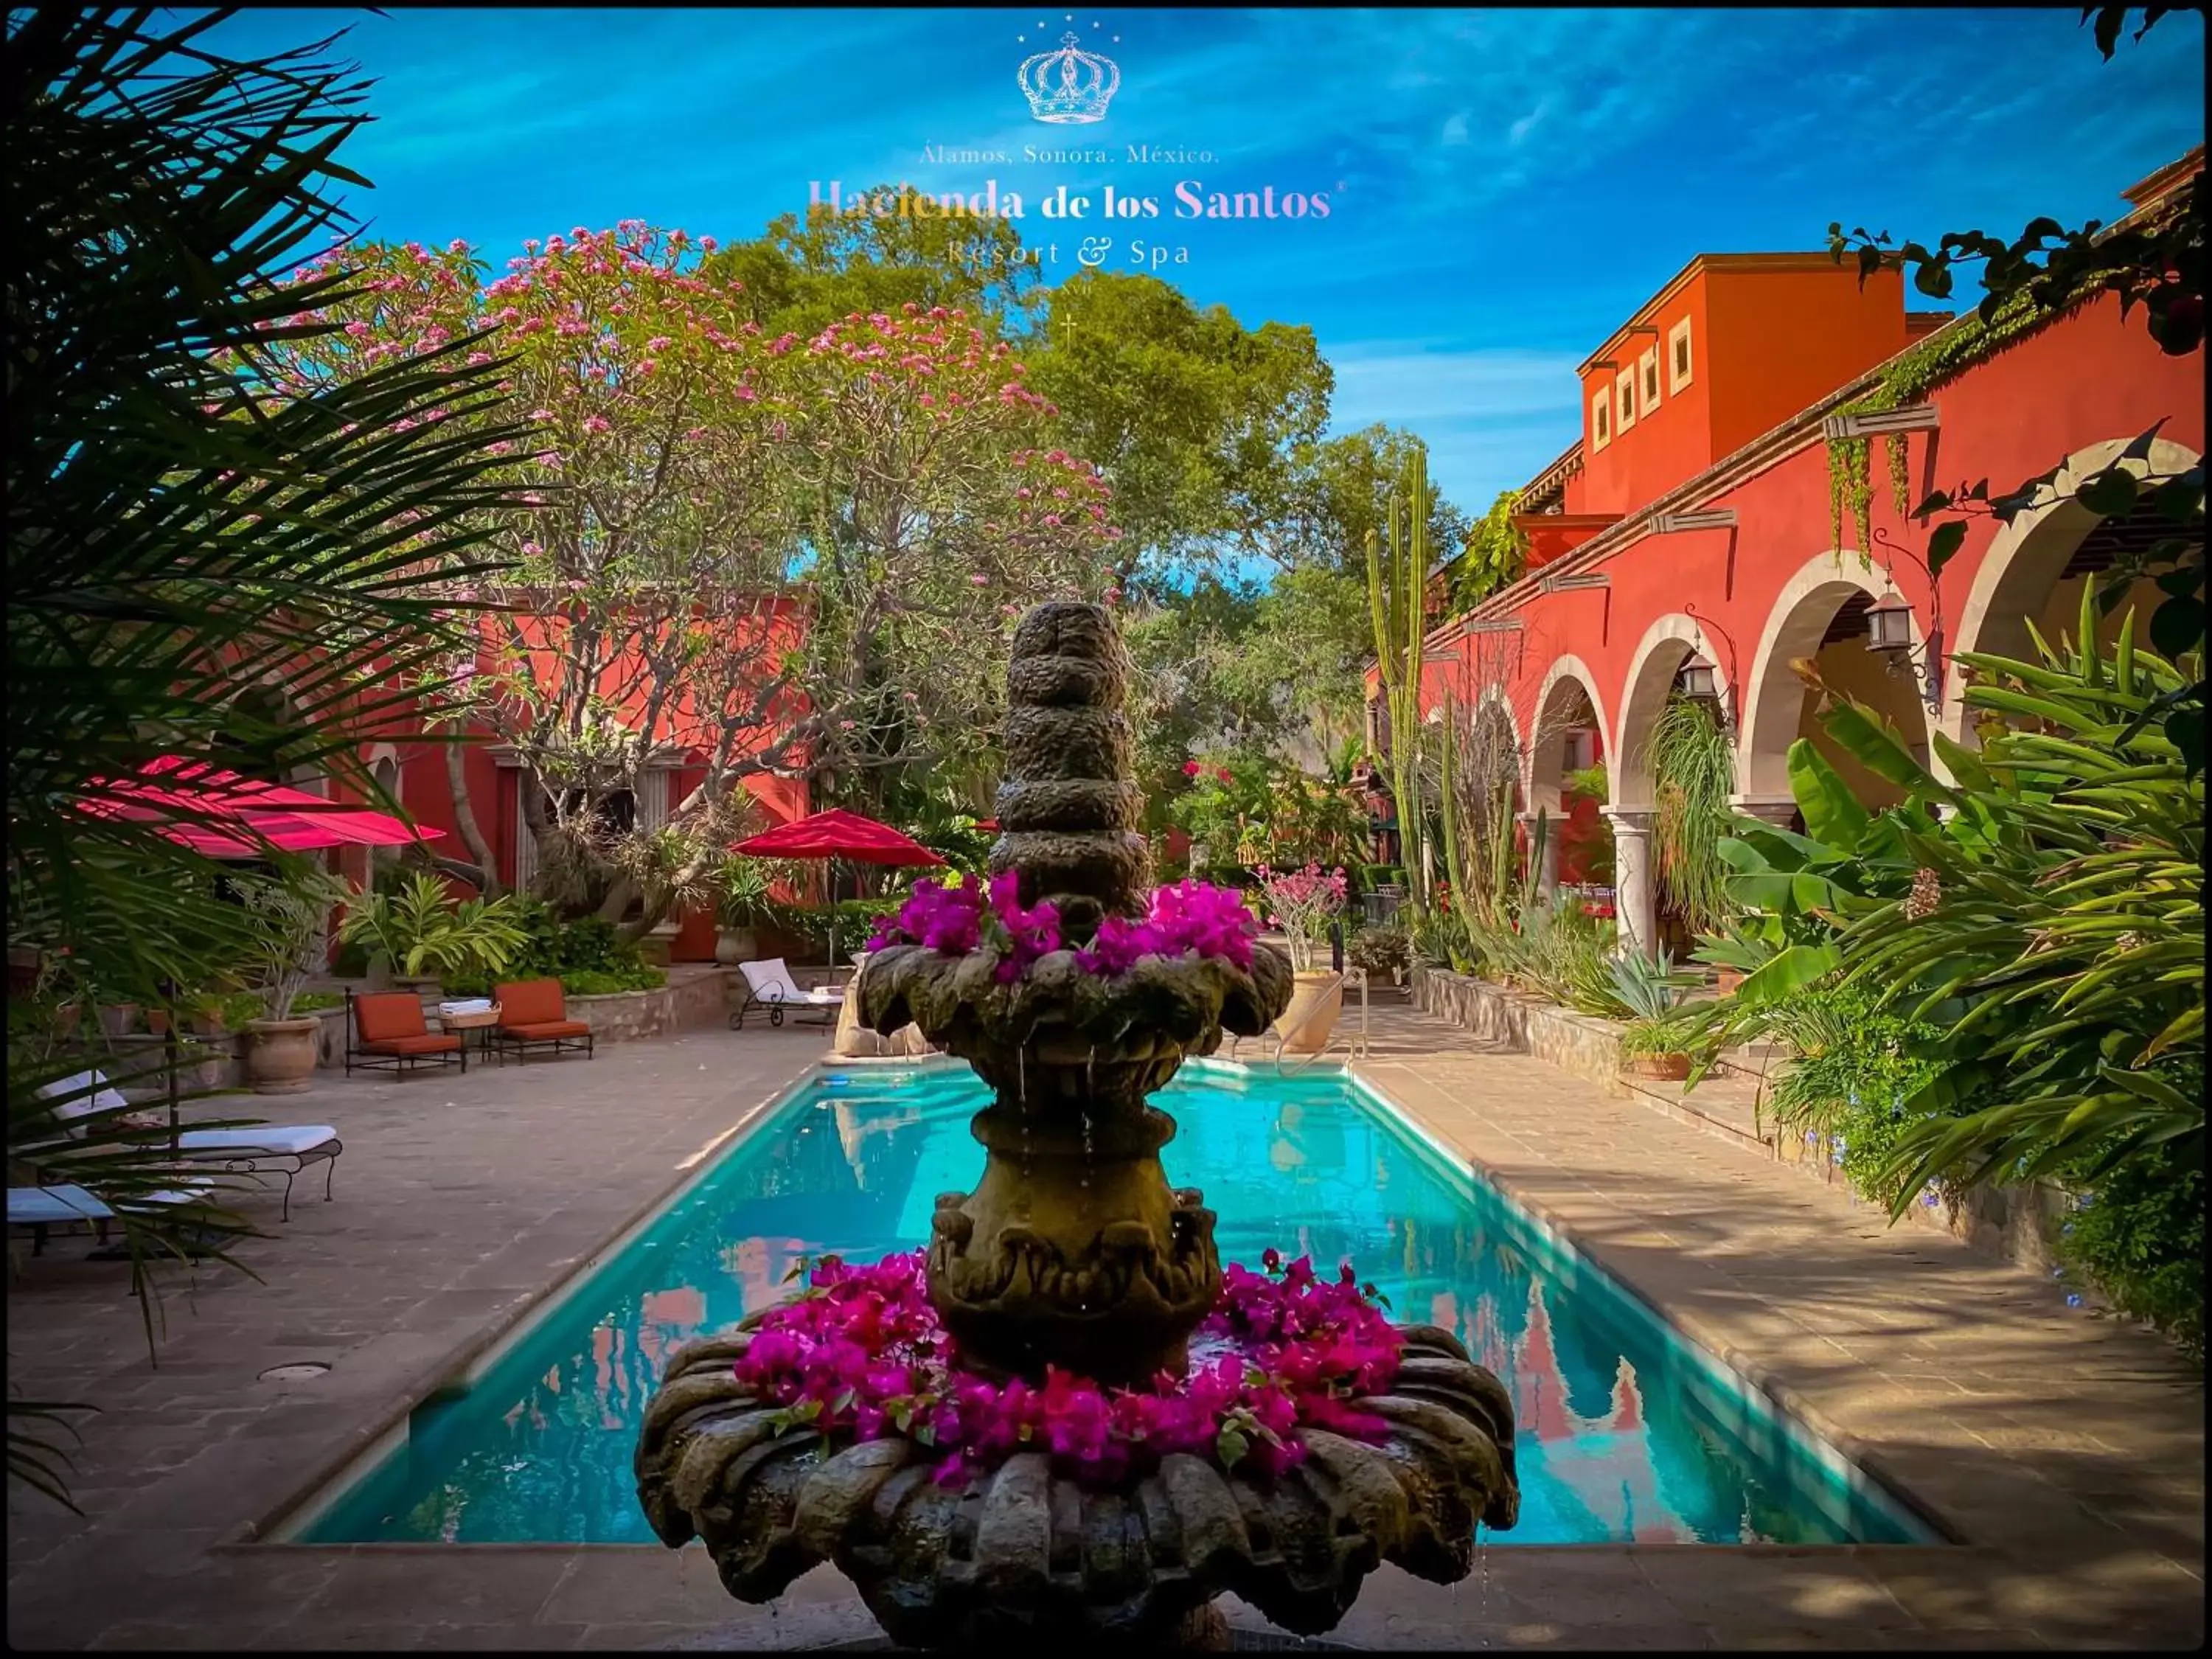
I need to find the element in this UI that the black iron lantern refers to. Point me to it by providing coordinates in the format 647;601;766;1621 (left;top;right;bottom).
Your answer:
1675;651;1721;703
1865;591;1916;655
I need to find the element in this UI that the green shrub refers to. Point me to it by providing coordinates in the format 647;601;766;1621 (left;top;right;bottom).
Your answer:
1360;863;1405;891
291;991;343;1014
559;967;666;997
1347;924;1411;982
2056;1139;2205;1361
439;900;663;996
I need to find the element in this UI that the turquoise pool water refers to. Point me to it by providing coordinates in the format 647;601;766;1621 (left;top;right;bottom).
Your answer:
296;1062;1935;1545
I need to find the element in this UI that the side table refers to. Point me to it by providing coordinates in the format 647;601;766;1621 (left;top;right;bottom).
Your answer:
435;1006;502;1063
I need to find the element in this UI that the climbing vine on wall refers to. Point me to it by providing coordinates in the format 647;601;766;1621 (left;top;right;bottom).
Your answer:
1822;283;2104;558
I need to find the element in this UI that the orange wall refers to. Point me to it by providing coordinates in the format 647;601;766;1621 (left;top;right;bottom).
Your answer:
1575;276;1713;518
1498;288;2204;807
1572;262;1910;518
1380;287;2202;887
1705;265;1907;458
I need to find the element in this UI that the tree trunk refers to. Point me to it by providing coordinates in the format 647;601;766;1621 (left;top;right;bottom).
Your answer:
445;742;504;897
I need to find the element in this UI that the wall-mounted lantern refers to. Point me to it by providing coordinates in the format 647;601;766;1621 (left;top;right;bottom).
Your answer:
1674;652;1722;703
1864;591;1916;655
1679;602;1742;734
1861;582;1944;712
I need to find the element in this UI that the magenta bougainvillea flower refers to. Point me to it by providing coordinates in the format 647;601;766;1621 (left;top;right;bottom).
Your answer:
731;1251;1402;1489
868;875;1258;981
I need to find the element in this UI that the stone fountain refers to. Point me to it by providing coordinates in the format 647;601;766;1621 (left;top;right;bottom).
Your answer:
636;602;1517;1649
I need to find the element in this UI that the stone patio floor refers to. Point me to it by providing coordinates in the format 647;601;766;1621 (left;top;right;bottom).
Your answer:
5;999;2202;1650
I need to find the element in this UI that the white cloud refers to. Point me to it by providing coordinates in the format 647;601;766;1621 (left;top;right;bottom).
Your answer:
1441;111;1470;147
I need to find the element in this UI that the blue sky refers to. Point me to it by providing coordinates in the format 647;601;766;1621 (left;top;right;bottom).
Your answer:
210;7;2204;515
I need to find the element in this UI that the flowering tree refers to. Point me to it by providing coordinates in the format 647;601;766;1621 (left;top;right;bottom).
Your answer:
257;234;1122;930
1253;862;1349;973
784;305;1121;814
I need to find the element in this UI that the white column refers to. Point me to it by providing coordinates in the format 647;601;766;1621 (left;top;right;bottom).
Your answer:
511;769;538;894
1728;794;1799;831
1517;810;1562;902
637;768;671;832
1601;807;1657;958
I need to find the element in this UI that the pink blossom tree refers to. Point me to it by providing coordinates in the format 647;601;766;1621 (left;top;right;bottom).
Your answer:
252;232;1122;930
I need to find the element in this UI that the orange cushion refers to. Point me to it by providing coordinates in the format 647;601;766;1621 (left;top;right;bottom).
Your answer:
493;978;565;1026
503;1019;590;1040
353;992;428;1043
362;1032;460;1054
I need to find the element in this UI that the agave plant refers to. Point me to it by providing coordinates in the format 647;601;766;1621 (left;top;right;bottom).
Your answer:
1603;947;1700;1023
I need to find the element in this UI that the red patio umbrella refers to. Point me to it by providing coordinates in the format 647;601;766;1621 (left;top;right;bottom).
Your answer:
732;809;945;966
88;757;445;857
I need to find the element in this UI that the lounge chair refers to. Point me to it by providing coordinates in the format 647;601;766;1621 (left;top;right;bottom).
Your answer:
346;990;465;1079
35;1071;344;1224
7;1178;219;1258
487;978;595;1065
731;957;844;1030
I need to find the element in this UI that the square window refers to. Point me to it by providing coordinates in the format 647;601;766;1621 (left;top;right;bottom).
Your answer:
1591;389;1610;449
1640;344;1661;411
1615;367;1638;431
1669;316;1694;392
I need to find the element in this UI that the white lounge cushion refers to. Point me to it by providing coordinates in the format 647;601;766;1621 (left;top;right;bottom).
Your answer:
173;1126;339;1158
10;1184;114;1225
35;1070;134;1132
740;958;844;1004
7;1180;212;1222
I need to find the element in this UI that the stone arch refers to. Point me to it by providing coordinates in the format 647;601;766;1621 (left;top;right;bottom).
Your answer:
363;742;403;809
1526;655;1610;815
1612;614;1733;812
1943;433;2202;754
216;672;326;793
1738;553;1931;802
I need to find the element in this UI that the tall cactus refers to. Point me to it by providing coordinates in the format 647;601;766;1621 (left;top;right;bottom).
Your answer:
1365;448;1432;914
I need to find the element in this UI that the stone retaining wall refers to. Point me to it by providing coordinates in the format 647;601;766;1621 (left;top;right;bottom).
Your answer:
1411;964;2062;1275
1411;964;1627;1076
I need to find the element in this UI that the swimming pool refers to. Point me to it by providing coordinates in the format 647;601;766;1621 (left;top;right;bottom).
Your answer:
291;1060;1935;1545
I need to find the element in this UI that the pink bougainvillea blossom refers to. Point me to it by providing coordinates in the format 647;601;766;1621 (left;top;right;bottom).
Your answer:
731;1251;1399;1490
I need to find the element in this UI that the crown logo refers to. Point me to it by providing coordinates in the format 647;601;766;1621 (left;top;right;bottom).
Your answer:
1018;32;1120;124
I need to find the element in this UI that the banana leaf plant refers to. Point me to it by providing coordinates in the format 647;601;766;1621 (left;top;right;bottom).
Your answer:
1835;595;2203;1212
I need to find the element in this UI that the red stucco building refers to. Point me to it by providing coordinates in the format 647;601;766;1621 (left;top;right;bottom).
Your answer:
1372;147;2204;957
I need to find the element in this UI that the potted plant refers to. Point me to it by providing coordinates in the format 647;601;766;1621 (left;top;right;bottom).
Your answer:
1692;922;1774;997
1255;862;1350;1054
1621;1017;1697;1081
1347;923;1412;988
338;872;529;1004
234;870;350;1094
716;856;775;965
1604;948;1702;1082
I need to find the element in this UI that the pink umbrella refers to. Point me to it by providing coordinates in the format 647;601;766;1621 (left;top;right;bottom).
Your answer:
88;757;445;857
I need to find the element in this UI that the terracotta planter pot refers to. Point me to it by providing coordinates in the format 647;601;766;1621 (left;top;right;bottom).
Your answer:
1624;1051;1693;1082
1714;968;1746;995
243;1017;321;1095
146;1009;172;1037
97;1003;139;1040
1273;970;1345;1055
714;927;759;967
55;1004;83;1038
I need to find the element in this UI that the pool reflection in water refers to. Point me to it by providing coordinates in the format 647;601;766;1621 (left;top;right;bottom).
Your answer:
300;1064;1931;1545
